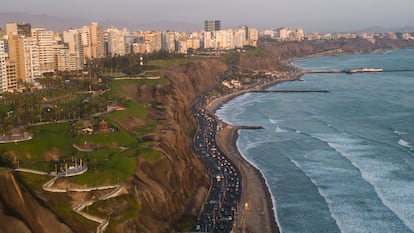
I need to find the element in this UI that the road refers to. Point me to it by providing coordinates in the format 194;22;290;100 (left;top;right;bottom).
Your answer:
192;103;242;233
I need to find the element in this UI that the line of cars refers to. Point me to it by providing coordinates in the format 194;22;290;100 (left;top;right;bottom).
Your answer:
192;106;242;233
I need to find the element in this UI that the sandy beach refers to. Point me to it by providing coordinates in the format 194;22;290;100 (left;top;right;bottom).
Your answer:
206;73;303;233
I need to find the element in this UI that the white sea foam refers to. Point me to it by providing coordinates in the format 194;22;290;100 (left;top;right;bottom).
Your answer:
275;126;288;133
269;118;283;124
235;138;283;233
314;132;414;232
394;130;407;135
398;139;412;150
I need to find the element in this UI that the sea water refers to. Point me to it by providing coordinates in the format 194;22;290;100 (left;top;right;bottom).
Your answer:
216;49;414;233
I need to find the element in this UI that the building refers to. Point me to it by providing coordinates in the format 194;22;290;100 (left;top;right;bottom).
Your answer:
186;37;201;51
0;40;7;92
107;27;127;56
63;29;84;68
89;22;105;59
80;26;91;59
32;28;55;74
162;31;176;52
234;26;248;48
8;34;27;83
248;28;259;47
6;60;17;91
215;30;234;49
205;20;221;32
8;34;42;84
6;22;32;37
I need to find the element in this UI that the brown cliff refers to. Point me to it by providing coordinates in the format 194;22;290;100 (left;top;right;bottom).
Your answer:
117;59;229;232
0;169;73;233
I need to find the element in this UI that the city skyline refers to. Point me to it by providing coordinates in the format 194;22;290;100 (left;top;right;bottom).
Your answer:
1;0;414;32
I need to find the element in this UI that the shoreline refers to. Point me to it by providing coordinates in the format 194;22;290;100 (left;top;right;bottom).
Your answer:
204;48;406;232
206;71;304;233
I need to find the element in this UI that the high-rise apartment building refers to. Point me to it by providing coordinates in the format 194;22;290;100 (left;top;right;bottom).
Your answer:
6;22;32;37
204;20;221;32
0;40;8;92
107;27;127;57
8;34;42;84
90;22;105;59
63;29;84;68
8;35;26;83
32;28;55;74
6;60;17;91
162;31;176;52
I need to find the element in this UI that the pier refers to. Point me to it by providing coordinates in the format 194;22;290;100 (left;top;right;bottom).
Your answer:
251;90;330;93
304;68;414;74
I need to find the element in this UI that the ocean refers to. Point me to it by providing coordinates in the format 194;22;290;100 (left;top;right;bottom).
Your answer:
215;49;414;233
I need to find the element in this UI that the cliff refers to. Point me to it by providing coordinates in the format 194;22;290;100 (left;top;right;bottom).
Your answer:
260;38;414;61
0;169;73;233
117;59;229;232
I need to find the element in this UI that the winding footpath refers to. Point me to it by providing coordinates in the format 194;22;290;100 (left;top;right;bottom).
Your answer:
15;167;126;233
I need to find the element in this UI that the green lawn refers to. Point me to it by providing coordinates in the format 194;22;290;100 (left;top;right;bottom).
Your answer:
108;78;170;97
1;77;166;187
243;47;269;56
70;149;137;186
147;57;204;68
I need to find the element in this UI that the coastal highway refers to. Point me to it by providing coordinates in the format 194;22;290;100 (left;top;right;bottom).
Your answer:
192;104;242;233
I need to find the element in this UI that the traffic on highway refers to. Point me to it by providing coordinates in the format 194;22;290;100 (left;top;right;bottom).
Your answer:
192;104;242;233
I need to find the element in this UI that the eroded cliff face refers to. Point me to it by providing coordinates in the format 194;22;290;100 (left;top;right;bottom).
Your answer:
116;59;229;232
0;169;73;233
260;38;414;61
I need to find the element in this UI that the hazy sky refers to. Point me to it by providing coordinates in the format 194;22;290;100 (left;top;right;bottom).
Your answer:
2;0;414;31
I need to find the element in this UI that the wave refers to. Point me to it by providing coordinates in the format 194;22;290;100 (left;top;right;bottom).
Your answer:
269;118;281;124
313;132;414;232
394;130;408;135
398;139;413;150
289;159;343;231
235;139;283;233
275;126;288;133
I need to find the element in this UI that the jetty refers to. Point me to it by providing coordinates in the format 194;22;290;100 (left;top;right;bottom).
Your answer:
304;68;414;74
251;90;329;93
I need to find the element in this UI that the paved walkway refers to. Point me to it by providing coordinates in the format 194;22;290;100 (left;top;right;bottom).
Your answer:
15;167;125;233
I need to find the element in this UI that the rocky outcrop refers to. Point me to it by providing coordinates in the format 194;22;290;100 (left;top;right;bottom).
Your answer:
0;169;73;233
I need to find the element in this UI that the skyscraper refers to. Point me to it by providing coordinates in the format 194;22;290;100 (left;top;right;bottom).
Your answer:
63;29;84;69
32;28;55;74
89;22;105;59
0;40;8;93
204;20;221;32
8;34;40;84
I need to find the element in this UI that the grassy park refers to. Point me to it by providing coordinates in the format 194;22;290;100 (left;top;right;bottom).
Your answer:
0;76;170;186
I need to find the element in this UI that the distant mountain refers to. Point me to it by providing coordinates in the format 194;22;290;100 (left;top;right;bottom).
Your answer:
354;26;414;33
0;12;88;31
0;12;200;32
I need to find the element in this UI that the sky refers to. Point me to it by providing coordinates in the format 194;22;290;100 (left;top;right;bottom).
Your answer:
2;0;414;32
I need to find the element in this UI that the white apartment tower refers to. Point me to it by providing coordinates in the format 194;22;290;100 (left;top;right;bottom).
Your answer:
23;37;41;82
162;31;176;52
32;28;55;74
0;40;8;92
63;29;84;69
107;27;127;56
